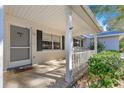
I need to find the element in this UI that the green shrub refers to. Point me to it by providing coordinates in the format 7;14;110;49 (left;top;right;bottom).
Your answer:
88;51;124;88
119;42;124;49
119;42;124;52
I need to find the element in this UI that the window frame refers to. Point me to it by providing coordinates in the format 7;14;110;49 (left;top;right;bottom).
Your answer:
37;30;63;51
73;38;84;47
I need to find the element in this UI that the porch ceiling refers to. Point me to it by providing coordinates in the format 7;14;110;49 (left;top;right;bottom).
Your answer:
4;5;100;36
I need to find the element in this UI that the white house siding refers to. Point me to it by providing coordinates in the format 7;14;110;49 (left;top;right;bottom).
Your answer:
4;13;65;71
98;36;120;51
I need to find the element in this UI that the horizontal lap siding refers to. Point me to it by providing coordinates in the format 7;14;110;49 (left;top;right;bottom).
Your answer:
98;36;119;51
35;50;65;63
4;14;65;70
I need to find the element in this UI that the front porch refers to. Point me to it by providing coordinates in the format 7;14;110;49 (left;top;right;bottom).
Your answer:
4;50;95;88
3;5;101;87
4;60;67;88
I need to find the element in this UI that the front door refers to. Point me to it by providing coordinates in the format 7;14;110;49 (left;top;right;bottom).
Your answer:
9;25;31;68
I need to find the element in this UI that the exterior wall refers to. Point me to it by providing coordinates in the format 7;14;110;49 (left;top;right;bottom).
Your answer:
98;36;120;51
4;13;65;71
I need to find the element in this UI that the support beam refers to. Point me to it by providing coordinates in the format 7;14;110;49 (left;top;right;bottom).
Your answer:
94;34;97;53
65;6;73;83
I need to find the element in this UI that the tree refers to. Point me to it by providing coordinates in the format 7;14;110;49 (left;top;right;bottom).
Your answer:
89;5;124;31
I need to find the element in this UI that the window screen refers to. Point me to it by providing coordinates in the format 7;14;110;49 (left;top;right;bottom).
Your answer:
10;48;30;62
42;32;52;49
10;25;30;47
10;25;30;62
37;31;63;50
52;35;61;49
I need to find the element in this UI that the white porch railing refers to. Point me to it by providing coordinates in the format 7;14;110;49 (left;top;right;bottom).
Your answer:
72;50;95;79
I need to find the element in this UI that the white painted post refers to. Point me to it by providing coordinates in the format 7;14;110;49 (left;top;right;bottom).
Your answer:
94;34;97;53
65;6;73;83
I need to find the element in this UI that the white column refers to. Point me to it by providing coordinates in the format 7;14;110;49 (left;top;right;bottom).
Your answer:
94;34;97;53
65;6;73;83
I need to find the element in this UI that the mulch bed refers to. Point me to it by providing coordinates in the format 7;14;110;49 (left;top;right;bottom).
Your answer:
72;73;124;88
72;73;88;88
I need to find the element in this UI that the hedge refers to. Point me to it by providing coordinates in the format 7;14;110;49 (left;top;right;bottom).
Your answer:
88;51;124;88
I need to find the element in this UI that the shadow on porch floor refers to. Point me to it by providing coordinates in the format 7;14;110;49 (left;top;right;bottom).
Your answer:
4;60;69;88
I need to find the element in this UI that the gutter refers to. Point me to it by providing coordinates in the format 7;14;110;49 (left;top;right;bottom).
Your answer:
80;5;103;32
82;33;124;39
98;33;124;38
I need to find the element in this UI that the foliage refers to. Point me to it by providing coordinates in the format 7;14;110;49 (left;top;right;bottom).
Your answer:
88;51;124;88
89;5;124;31
89;41;105;53
119;42;124;52
119;42;124;49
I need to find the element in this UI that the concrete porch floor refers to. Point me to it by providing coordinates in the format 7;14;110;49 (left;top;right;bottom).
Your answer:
4;60;69;88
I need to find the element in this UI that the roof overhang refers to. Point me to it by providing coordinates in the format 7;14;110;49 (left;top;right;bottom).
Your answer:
4;5;101;36
98;33;124;38
80;5;103;32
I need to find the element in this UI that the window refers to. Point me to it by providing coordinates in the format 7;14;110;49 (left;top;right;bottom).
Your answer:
42;33;52;49
73;38;80;47
52;35;61;49
37;30;63;51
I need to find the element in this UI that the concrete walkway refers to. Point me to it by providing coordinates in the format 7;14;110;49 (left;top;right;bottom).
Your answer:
4;60;69;88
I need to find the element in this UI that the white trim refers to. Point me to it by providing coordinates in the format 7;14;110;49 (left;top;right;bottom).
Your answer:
8;59;31;68
98;33;124;38
81;5;102;32
72;50;95;54
10;47;30;48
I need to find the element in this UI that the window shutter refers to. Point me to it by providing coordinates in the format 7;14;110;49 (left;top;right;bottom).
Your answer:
62;36;65;50
37;30;42;51
81;39;83;47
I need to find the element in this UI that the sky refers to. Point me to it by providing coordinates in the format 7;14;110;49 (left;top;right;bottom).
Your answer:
96;17;107;31
96;13;118;31
89;5;118;31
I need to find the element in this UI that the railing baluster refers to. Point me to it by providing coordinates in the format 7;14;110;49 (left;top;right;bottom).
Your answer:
72;50;95;79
